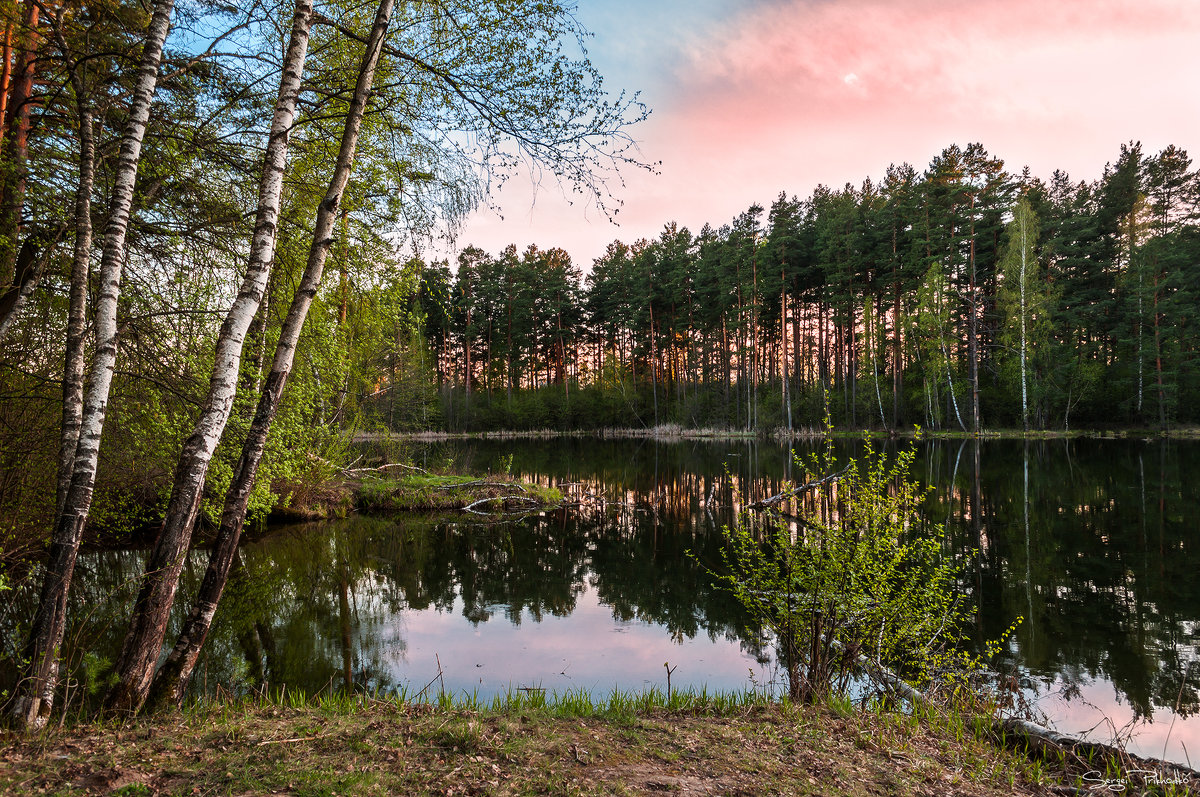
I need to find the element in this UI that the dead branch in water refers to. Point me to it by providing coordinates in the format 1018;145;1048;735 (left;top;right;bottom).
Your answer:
342;462;430;476
747;466;850;510
463;496;541;515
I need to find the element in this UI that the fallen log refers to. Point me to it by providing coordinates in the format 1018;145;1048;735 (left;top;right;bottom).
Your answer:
436;480;527;492
859;649;1200;790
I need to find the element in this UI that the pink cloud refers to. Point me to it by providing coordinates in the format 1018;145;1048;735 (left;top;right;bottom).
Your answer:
668;0;1200;178
447;0;1200;271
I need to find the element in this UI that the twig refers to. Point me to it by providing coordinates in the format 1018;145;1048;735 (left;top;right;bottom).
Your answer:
413;655;446;703
747;466;850;509
464;496;540;514
257;732;335;747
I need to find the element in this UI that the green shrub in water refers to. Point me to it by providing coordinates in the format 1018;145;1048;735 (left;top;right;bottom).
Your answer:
716;428;972;704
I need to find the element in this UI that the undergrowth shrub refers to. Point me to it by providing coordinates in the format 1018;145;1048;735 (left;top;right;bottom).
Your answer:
716;426;975;704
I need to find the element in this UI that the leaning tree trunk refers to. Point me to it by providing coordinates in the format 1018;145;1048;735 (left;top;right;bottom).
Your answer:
140;0;393;712
105;0;317;716
8;0;175;732
0;231;58;338
55;40;99;513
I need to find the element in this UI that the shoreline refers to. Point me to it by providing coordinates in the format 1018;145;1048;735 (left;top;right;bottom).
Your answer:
4;688;1197;796
354;425;1200;443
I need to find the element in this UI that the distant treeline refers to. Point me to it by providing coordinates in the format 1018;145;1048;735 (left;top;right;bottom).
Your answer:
392;141;1200;433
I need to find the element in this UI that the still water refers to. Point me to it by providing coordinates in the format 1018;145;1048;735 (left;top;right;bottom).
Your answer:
9;437;1199;765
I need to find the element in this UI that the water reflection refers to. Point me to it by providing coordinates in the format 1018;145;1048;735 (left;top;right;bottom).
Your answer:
224;505;772;697
3;437;1198;765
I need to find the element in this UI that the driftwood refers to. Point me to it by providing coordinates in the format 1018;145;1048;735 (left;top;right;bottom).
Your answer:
859;651;1200;790
993;716;1200;789
463;496;540;515
342;462;430;476
747;466;850;510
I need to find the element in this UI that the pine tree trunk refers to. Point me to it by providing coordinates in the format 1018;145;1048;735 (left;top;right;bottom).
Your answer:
105;0;316;717
9;0;175;732
143;0;393;710
0;23;12;137
0;0;39;280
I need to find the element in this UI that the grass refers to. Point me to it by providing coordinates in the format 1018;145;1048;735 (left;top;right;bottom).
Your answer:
8;685;1192;796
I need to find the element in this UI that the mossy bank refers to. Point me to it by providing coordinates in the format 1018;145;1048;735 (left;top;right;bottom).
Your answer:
269;469;564;522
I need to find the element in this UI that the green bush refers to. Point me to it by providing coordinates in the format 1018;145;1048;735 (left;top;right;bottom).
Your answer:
716;430;971;703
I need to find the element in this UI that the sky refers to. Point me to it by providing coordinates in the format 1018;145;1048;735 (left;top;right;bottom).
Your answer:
441;0;1200;272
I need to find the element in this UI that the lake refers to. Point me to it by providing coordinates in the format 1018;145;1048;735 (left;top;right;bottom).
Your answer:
6;436;1198;766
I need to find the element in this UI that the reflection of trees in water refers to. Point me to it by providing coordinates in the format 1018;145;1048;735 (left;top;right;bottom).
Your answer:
923;438;1200;720
415;436;1200;719
181;505;759;696
4;438;1197;715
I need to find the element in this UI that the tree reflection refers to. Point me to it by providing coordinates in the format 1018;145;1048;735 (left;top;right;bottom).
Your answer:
3;437;1197;724
924;438;1200;721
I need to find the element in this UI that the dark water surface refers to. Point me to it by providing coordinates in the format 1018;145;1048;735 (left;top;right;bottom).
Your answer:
6;437;1198;765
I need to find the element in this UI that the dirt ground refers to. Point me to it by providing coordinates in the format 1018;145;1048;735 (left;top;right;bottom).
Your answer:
0;700;1109;796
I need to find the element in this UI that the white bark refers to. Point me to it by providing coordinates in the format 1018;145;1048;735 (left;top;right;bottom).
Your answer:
144;0;396;712
10;0;175;732
56;55;98;514
107;0;315;715
942;341;966;432
1018;211;1028;432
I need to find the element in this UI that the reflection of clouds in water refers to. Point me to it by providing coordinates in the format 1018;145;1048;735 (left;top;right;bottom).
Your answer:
1035;678;1198;766
386;583;764;699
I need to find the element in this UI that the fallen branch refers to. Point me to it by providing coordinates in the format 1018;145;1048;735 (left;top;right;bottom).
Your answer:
855;647;1200;788
463;496;541;514
257;732;335;747
993;716;1200;786
342;462;430;476
748;466;850;509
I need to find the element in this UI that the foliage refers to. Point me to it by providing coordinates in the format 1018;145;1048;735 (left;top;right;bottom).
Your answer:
715;428;972;703
388;140;1200;434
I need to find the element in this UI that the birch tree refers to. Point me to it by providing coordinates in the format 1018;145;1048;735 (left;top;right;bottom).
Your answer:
998;196;1046;432
134;0;650;709
104;0;316;715
9;0;176;732
136;0;394;711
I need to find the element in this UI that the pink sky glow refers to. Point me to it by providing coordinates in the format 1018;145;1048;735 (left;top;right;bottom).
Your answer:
440;0;1200;272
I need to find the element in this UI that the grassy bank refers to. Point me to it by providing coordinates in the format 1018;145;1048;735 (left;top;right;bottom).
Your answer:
266;467;563;523
0;691;1047;796
355;424;1200;444
3;688;1195;796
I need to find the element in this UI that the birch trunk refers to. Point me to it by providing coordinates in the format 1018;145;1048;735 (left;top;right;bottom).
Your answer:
9;0;175;732
142;0;392;711
106;0;316;716
53;8;102;512
56;99;95;513
1018;210;1028;433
